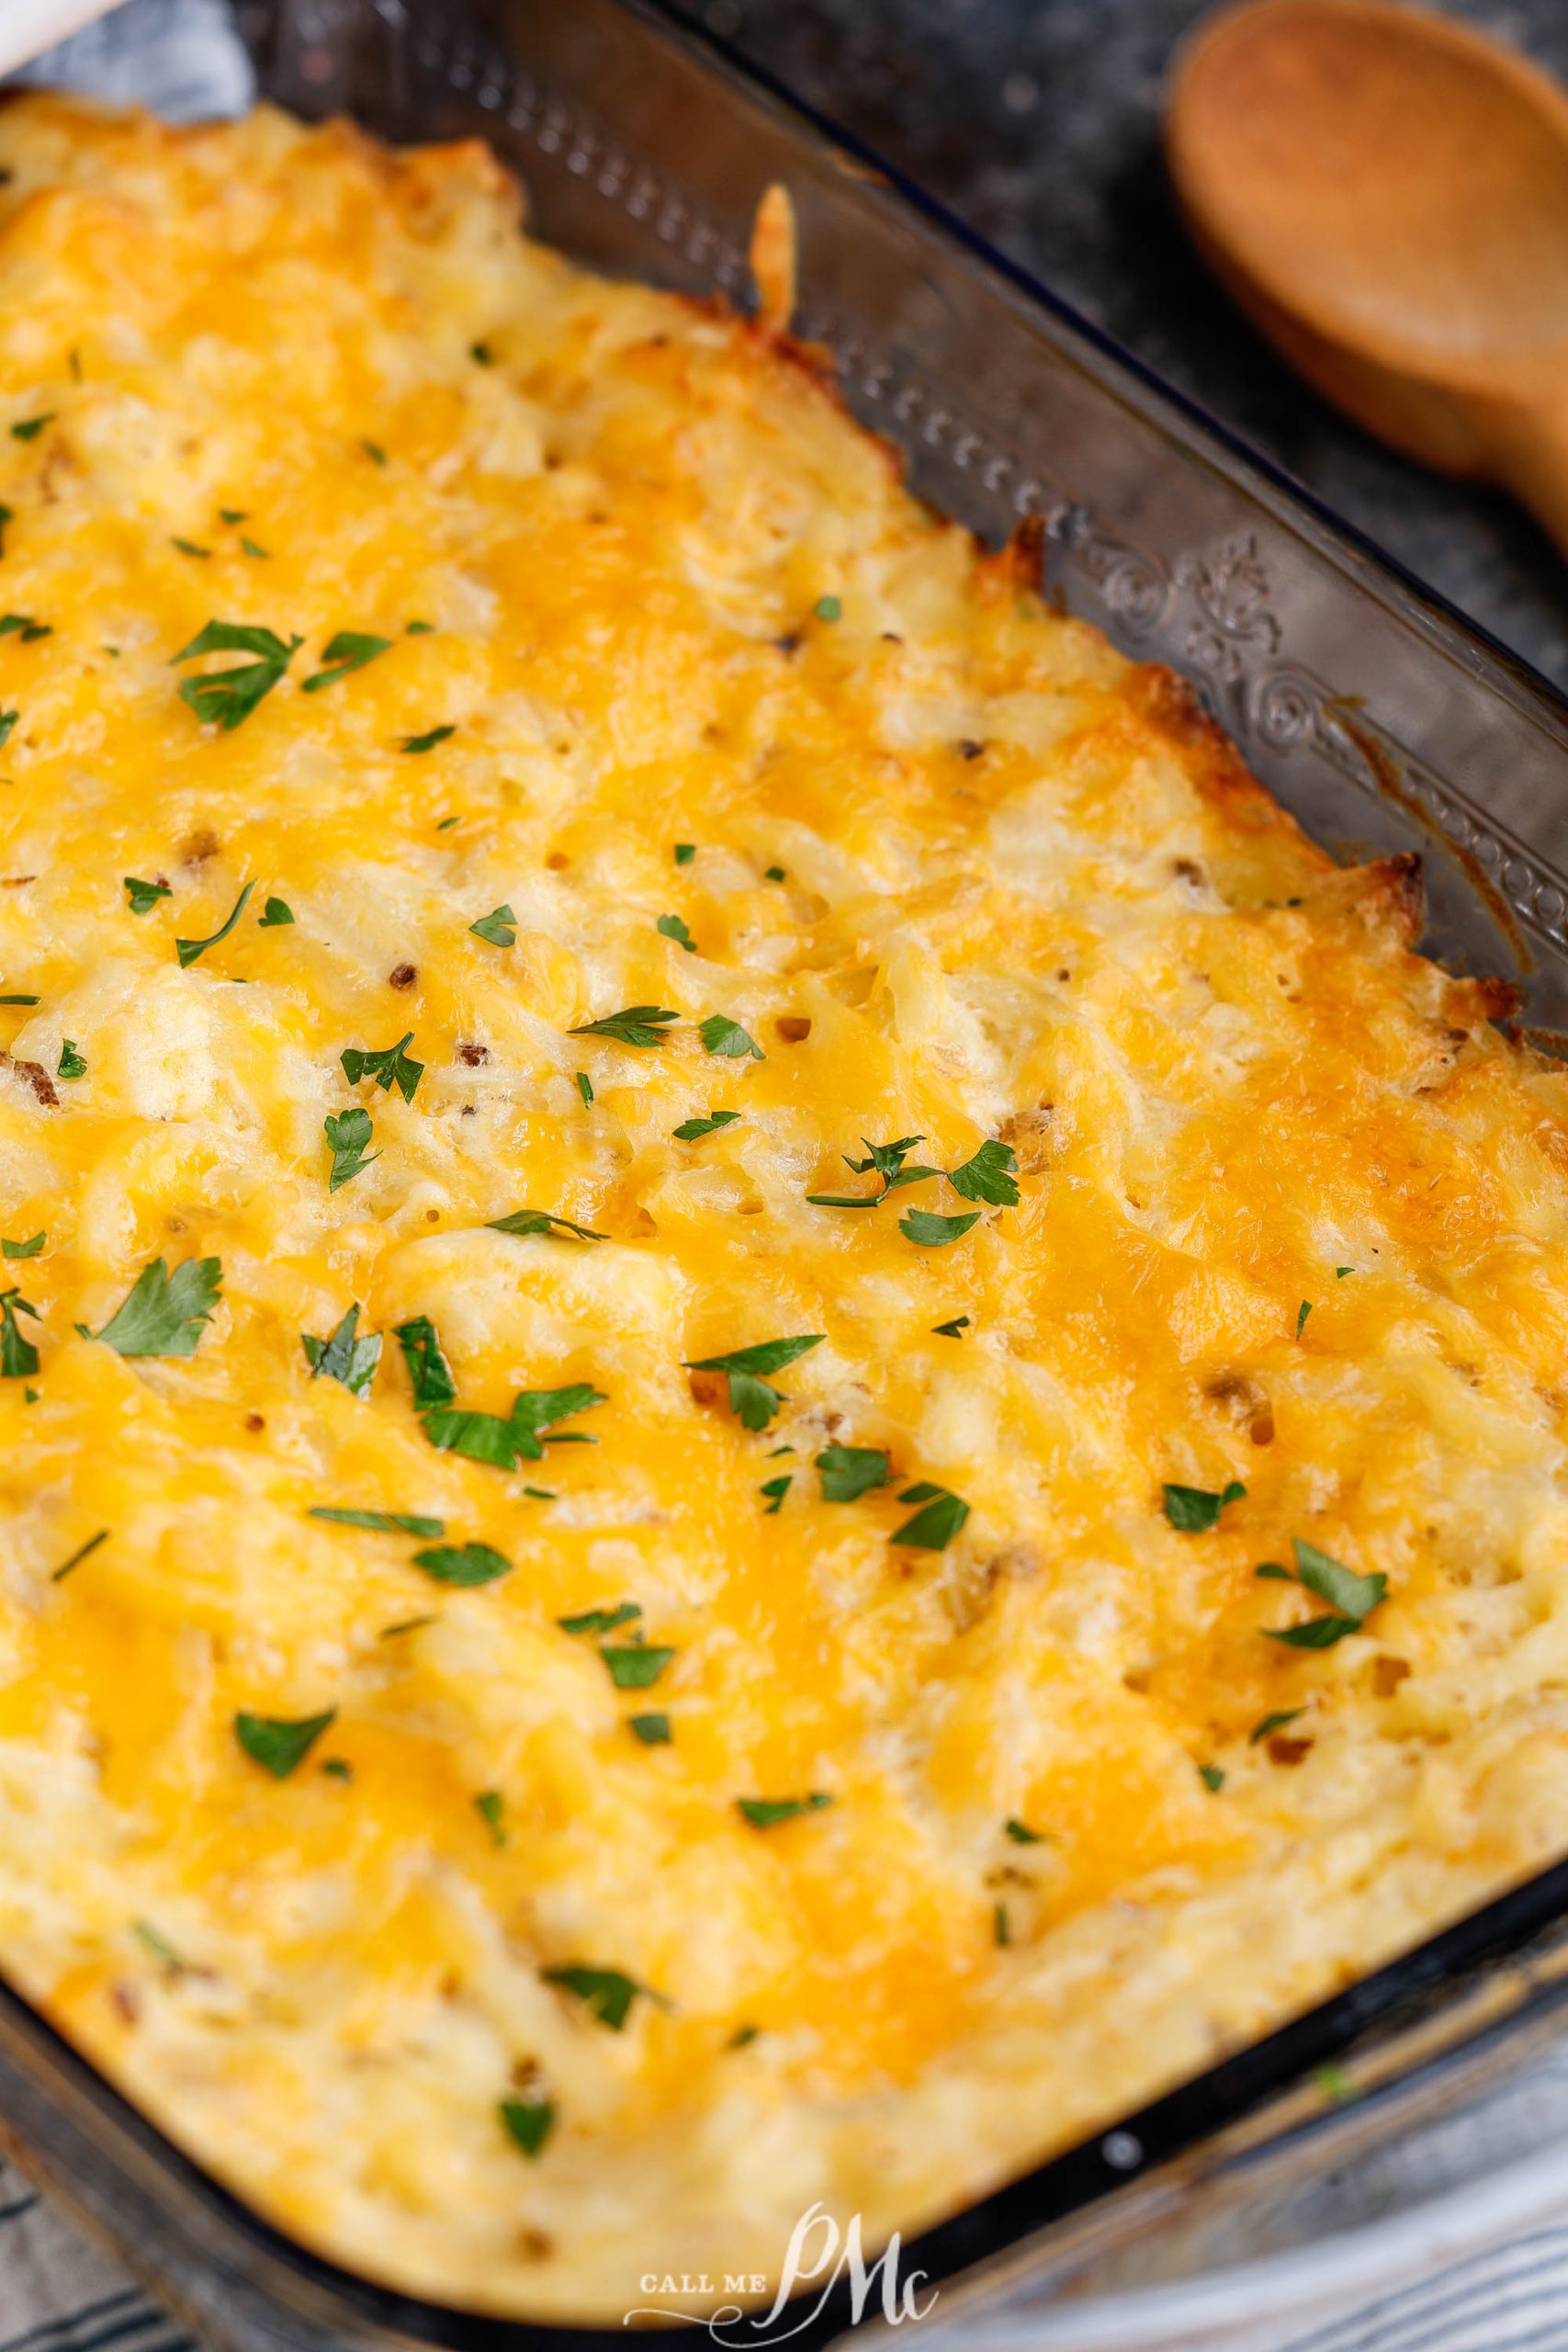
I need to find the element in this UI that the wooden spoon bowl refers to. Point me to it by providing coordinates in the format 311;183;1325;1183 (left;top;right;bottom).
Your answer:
1167;0;1568;555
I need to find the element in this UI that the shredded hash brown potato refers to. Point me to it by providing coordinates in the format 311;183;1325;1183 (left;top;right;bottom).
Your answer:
2;94;1568;2319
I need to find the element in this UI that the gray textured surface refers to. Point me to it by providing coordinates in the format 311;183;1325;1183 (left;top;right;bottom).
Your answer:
708;0;1568;689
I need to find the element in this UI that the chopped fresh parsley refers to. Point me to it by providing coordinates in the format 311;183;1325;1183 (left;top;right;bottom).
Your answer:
737;1793;832;1827
469;904;518;948
1004;1817;1043;1844
412;1542;513;1587
994;1901;1010;1947
172;537;210;560
0;614;49;640
55;1039;85;1080
51;1529;108;1582
1249;1708;1305;1747
0;711;18;750
570;1003;678;1046
379;1617;434;1642
658;912;696;954
601;1642;674;1690
899;1207;981;1248
559;1603;640;1636
1266;1537;1387;1649
258;896;294;927
948;1138;1020;1206
133;1919;184;1972
1336;1266;1354;1279
683;1332;824;1430
309;1507;444;1537
2;1232;43;1259
471;340;494;365
629;1713;671;1746
173;621;301;729
219;508;247;525
1199;1763;1226;1792
760;1475;791;1513
808;1135;938;1209
542;1962;643;2031
320;1758;353;1780
673;1108;739;1141
401;724;454;753
0;505;12;557
234;1709;336;1779
576;1071;594;1105
1162;1479;1246;1533
393;1316;457;1410
340;1031;423;1102
175;879;255;967
0;1288;38;1378
813;594;841;621
324;1106;378;1192
891;1480;970;1550
124;876;170;914
301;631;392;693
932;1315;970;1338
301;1302;380;1396
10;414;53;441
816;1444;890;1502
765;865;785;882
499;2097;556;2158
362;438;387;465
475;1790;507;1845
240;539;268;560
486;1207;607;1241
406;621;434;636
1297;1299;1313;1338
698;1012;764;1060
423;1382;605;1469
93;1256;220;1358
673;842;695;865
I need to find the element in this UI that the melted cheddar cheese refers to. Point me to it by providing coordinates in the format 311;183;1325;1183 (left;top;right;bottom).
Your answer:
4;96;1568;2321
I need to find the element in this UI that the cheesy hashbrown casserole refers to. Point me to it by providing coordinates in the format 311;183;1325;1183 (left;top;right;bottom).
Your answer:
2;91;1568;2321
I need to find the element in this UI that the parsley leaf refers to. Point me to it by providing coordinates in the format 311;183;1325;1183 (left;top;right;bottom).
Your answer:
0;1288;39;1378
124;876;170;914
10;414;53;441
813;594;841;621
601;1642;673;1689
673;842;695;865
258;896;294;927
1297;1299;1313;1337
658;912;696;953
469;905;517;948
559;1603;641;1636
1266;1537;1388;1648
412;1541;512;1587
301;631;392;693
891;1481;970;1550
324;1106;378;1191
173;621;301;729
401;724;454;753
673;1108;739;1141
499;2098;555;2158
172;537;210;560
175;879;255;967
2;1233;43;1260
423;1383;605;1470
684;1332;824;1430
301;1302;380;1396
0;614;48;641
1199;1763;1226;1792
761;1475;791;1512
571;1004;678;1047
932;1315;970;1338
486;1207;607;1241
362;438;387;465
809;1135;939;1208
94;1256;220;1357
51;1529;107;1582
629;1712;671;1745
309;1507;444;1537
816;1444;890;1501
738;1793;832;1827
419;1406;516;1468
0;710;18;750
234;1709;336;1779
475;1790;507;1845
698;1012;764;1060
1004;1817;1043;1844
340;1031;423;1102
55;1039;85;1080
948;1138;1020;1206
900;1208;981;1247
542;1963;644;2030
1163;1479;1246;1533
1249;1708;1305;1746
575;1072;594;1105
393;1317;457;1410
765;865;785;882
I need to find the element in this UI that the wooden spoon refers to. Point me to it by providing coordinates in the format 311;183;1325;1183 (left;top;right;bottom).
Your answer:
1166;0;1568;557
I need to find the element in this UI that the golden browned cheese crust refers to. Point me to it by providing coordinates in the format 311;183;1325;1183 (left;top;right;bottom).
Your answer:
2;94;1568;2320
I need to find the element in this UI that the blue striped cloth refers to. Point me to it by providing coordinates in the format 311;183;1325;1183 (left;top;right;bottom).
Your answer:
5;6;1568;2349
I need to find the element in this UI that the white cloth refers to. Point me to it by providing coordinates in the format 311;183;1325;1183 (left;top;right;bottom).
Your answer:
2;4;1566;2348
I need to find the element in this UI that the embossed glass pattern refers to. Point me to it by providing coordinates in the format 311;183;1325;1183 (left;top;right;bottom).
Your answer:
8;4;1568;2347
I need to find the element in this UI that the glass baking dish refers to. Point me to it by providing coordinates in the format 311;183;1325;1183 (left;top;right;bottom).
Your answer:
14;0;1568;2343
